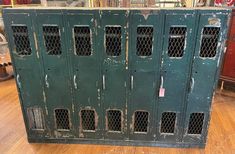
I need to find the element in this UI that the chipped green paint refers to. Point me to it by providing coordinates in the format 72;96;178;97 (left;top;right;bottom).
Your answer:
2;8;231;148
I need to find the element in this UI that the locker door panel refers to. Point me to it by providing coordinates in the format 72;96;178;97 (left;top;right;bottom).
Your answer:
36;11;74;138
66;11;102;138
15;68;48;138
3;11;48;138
183;12;229;143
157;11;196;142
4;13;39;69
128;11;162;140
100;10;127;139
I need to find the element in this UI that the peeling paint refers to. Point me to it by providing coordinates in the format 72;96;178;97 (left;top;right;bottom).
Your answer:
43;90;46;103
140;10;151;20
104;57;125;65
45;106;48;115
72;103;74;113
208;17;221;27
33;32;39;59
125;22;129;69
97;88;100;100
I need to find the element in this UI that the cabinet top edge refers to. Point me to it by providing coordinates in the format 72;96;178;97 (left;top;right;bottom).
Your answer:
2;7;231;11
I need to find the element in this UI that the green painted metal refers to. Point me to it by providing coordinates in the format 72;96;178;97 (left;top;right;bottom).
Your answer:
3;10;48;139
157;10;197;142
128;10;162;141
2;8;231;148
66;10;102;138
183;10;230;144
35;10;75;138
99;10;128;140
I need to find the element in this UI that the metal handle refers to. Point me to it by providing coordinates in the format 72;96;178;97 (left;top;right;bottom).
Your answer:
190;77;195;93
131;75;134;90
16;74;21;89
102;75;105;90
160;76;164;88
73;75;77;89
224;47;227;53
45;74;49;88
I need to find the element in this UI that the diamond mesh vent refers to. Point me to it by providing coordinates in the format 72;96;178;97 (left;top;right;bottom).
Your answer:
27;107;44;130
200;27;220;58
105;26;121;56
55;109;70;130
160;112;176;134
12;26;32;55
187;113;204;135
168;27;186;57
134;111;149;133
43;26;62;55
107;110;122;132
74;26;91;56
136;26;153;56
81;109;95;131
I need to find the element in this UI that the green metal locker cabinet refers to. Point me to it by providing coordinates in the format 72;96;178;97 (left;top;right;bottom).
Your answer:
3;8;230;148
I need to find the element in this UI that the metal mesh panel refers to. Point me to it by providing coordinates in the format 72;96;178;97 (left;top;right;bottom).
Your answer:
81;110;95;131
107;110;122;132
200;27;220;58
168;27;187;57
43;26;62;55
134;111;149;133
74;26;91;56
12;26;32;55
27;107;44;130
105;26;121;56
160;112;176;134
55;109;70;130
187;113;204;135
136;26;153;56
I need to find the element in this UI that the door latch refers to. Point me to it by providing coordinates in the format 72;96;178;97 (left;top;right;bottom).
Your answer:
159;76;165;97
16;74;21;89
73;75;77;89
131;75;134;90
102;75;106;90
45;74;49;88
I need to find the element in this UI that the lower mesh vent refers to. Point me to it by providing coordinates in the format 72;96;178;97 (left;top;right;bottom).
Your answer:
27;107;44;130
107;110;122;132
160;112;176;134
134;111;149;133
55;109;70;130
81;109;96;131
188;113;204;135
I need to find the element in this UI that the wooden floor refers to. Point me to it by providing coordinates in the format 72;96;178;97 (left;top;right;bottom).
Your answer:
0;79;235;154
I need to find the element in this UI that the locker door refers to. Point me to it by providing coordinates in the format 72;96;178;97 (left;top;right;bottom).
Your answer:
3;11;48;138
100;10;128;139
66;10;102;138
128;10;162;141
156;10;197;142
36;11;74;138
3;12;39;69
183;11;229;143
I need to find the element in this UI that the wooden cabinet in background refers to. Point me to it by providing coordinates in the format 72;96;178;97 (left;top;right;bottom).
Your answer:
221;9;235;83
